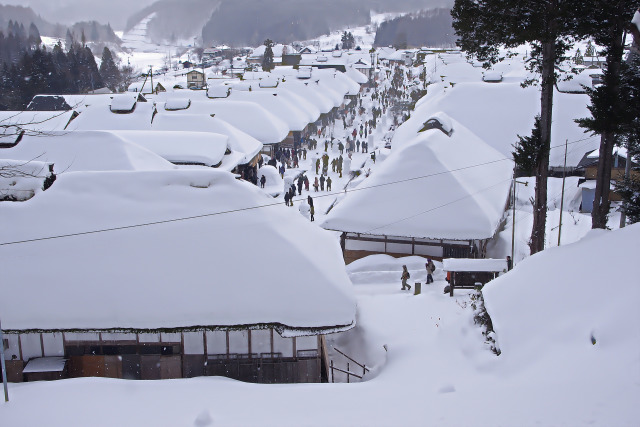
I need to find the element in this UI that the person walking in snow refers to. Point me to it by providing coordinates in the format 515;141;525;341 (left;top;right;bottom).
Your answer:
316;158;320;175
284;191;290;206
313;176;319;192
401;265;411;291
308;196;315;222
303;148;307;160
289;185;296;206
260;175;266;188
297;177;303;195
304;175;309;191
279;164;285;179
356;140;360;152
426;259;435;284
320;175;325;191
338;141;344;154
326;176;332;191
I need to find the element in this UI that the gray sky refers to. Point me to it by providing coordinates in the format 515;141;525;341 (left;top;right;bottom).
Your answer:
3;0;158;30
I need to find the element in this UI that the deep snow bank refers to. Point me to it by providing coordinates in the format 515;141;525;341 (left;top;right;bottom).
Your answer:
483;224;640;380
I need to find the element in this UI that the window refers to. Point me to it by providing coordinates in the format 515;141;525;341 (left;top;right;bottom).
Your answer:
2;338;8;351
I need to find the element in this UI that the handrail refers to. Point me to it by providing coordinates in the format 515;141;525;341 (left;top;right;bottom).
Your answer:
329;364;363;379
333;347;369;372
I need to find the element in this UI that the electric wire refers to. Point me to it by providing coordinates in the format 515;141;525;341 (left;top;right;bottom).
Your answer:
0;135;599;247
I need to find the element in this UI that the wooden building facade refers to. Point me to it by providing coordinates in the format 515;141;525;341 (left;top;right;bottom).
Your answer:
340;232;488;264
3;327;328;384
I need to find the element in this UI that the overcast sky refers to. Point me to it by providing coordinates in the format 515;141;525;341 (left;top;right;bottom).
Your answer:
3;0;158;29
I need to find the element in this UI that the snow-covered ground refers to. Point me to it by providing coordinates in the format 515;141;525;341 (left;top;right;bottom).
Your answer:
2;224;638;426
2;25;637;426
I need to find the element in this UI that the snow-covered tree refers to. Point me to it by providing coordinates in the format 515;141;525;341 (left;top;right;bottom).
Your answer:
513;116;543;176
574;1;640;228
262;38;275;72
99;47;121;91
451;0;582;255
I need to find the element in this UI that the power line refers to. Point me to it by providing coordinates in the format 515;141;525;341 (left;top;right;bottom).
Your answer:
0;134;599;248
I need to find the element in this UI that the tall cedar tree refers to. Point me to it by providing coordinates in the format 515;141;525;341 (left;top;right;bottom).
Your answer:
613;18;640;225
262;39;275;72
574;1;640;228
513;116;543;176
341;31;355;50
99;47;121;91
451;0;581;254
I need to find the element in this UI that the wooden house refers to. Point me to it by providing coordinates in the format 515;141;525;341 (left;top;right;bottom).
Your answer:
186;70;206;89
577;147;639;210
0;169;356;384
322;113;513;264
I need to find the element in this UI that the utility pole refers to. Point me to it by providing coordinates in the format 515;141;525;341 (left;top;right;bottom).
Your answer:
558;139;568;246
149;65;154;95
511;179;528;265
0;317;9;402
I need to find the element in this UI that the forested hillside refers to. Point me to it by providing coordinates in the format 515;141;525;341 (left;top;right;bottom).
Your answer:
374;8;456;48
0;4;65;37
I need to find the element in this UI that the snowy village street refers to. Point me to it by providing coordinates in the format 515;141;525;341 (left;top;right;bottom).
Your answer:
1;6;640;426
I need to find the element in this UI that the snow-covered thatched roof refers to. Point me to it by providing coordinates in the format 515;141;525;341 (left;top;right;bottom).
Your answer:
322;113;513;241
110;130;231;169
346;66;368;84
0;159;53;201
151;112;262;164
227;90;309;132
0;110;76;144
110;94;138;113
164;99;288;146
69;102;156;131
0;169;356;335
1;131;175;172
68;103;262;165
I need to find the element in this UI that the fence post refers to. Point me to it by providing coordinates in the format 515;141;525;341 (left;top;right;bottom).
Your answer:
330;360;334;383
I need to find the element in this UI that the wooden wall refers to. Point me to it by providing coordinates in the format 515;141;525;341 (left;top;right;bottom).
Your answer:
5;329;325;384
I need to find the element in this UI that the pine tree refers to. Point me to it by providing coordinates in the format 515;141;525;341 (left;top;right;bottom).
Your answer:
613;37;640;225
574;1;640;229
99;46;120;91
574;48;583;65
262;39;275;72
65;29;74;51
585;40;595;59
451;0;582;254
28;23;41;48
513;116;543;176
341;31;355;50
